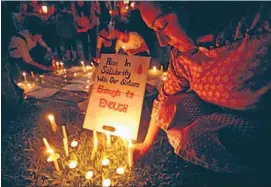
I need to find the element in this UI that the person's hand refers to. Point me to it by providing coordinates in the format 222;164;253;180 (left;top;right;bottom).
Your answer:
133;143;150;165
93;57;101;63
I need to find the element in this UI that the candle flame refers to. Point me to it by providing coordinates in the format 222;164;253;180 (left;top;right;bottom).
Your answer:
22;72;26;76
47;114;54;121
153;66;157;71
94;139;98;146
116;167;125;175
81;61;84;65
85;170;94;179
42;5;48;14
47;148;54;154
71;140;78;147
56;61;60;65
68;160;78;169
102;179;111;187
109;10;113;15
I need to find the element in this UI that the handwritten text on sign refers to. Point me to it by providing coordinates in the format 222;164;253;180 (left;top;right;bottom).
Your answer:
83;54;151;140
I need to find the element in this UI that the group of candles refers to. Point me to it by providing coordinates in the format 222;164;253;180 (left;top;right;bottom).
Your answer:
148;65;168;81
17;71;37;89
45;114;134;186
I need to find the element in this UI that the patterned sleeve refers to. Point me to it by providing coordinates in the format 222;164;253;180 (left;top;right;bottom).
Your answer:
151;49;190;131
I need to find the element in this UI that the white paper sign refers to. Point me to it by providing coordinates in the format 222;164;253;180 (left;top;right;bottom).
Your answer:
83;54;151;140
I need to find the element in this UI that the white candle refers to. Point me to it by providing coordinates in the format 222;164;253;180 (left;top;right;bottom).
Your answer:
56;61;60;70
47;153;60;171
42;138;54;154
31;71;35;79
60;62;64;69
62;125;67;138
102;179;111;187
47;114;58;132
127;139;134;167
106;132;111;147
160;65;163;72
63;138;69;157
22;72;27;83
64;69;67;74
74;73;77;77
81;61;86;72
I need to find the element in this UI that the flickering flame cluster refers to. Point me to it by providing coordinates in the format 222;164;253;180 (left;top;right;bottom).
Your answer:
44;114;134;186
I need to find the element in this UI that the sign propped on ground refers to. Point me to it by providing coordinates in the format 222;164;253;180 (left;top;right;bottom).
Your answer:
83;54;151;140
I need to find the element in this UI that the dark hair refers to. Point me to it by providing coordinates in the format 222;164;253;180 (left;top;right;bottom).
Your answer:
26;16;44;35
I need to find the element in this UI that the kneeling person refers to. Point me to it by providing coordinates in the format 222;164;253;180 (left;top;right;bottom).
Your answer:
8;16;54;79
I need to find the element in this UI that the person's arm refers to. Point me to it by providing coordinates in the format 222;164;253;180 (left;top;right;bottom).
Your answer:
137;49;190;154
38;37;54;57
71;2;77;21
21;46;51;71
126;42;149;55
126;33;149;55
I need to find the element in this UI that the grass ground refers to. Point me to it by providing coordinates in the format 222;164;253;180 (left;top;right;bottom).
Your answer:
2;99;270;187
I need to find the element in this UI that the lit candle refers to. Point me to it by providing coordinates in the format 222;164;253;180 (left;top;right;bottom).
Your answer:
116;167;125;175
47;153;60;171
85;85;89;89
127;139;134;167
160;65;163;72
149;66;162;78
22;72;27;83
102;158;110;166
60;62;64;69
63;138;69;157
71;140;78;148
85;170;94;179
64;69;67;74
102;179;111;187
31;71;35;79
68;160;78;169
74;73;77;77
86;65;92;71
106;132;111;147
81;61;86;72
17;82;23;87
42;138;54;154
42;5;48;14
125;5;129;10
47;114;58;132
56;61;60;70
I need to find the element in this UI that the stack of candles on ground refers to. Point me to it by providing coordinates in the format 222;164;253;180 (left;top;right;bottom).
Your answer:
42;114;134;186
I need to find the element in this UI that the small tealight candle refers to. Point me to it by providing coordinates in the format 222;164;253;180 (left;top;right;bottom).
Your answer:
87;80;90;83
85;85;89;89
22;72;27;83
102;158;110;166
68;160;78;169
102;179;111;187
27;83;31;87
17;82;23;87
74;73;77;77
47;114;58;132
71;140;78;147
116;167;125;175
85;170;94;179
